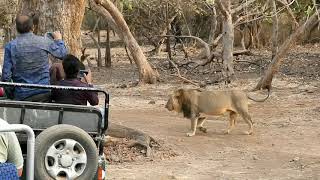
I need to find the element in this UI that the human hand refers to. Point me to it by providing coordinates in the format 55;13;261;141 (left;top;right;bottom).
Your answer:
52;31;62;40
83;69;93;84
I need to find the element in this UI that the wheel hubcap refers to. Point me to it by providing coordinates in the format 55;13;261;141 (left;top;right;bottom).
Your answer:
45;139;87;179
60;155;73;168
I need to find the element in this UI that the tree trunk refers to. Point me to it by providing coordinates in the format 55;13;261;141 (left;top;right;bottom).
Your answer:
92;0;158;84
154;14;178;55
239;28;246;50
254;11;319;91
216;0;234;80
39;0;86;56
208;6;218;45
107;123;157;157
97;24;102;67
88;34;102;67
17;0;38;15
270;0;279;58
18;0;86;56
105;24;112;68
165;2;172;60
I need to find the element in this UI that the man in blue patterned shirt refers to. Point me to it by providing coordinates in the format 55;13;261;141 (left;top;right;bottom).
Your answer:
1;15;67;102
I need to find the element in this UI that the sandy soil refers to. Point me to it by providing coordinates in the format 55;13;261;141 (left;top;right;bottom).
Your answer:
104;79;320;180
86;43;320;179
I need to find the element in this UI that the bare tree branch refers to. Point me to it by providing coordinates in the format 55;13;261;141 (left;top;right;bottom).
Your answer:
276;0;298;27
216;0;228;17
231;0;257;14
254;9;320;91
158;35;211;60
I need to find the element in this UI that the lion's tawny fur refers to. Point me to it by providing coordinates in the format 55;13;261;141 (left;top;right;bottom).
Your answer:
165;88;257;137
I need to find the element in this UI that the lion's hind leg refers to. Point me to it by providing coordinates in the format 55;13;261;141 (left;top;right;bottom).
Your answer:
239;111;253;135
197;117;207;133
225;111;237;134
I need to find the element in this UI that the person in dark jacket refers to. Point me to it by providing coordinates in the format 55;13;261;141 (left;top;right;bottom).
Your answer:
52;54;98;105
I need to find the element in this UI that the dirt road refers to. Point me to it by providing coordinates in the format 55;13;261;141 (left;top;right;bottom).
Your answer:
105;80;320;180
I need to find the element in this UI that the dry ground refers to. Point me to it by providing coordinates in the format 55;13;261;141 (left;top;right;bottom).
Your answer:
104;79;320;180
86;43;320;179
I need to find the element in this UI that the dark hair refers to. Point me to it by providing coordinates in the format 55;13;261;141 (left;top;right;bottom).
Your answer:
62;54;81;79
16;15;33;34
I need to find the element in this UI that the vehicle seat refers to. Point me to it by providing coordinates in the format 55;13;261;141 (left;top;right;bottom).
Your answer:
0;163;19;180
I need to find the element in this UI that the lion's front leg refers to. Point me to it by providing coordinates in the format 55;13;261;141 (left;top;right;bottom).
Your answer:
187;116;198;137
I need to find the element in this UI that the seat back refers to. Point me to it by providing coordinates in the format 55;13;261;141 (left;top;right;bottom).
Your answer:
0;163;19;180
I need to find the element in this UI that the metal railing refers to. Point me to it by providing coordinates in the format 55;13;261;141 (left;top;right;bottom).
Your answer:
0;81;110;156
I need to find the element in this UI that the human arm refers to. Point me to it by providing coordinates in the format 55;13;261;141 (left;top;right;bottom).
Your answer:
50;63;65;85
1;44;13;82
6;132;23;176
83;71;99;106
48;31;68;59
86;85;99;106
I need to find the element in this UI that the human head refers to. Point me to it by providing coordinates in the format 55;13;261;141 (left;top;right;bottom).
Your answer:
62;54;82;79
16;15;33;34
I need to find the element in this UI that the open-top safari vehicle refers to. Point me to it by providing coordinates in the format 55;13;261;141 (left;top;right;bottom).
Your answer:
0;81;109;180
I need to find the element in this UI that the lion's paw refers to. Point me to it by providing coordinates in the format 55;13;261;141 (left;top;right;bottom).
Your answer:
244;131;253;135
186;132;195;137
199;127;207;133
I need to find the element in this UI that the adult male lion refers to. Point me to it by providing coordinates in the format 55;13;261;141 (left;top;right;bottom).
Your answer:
165;88;269;137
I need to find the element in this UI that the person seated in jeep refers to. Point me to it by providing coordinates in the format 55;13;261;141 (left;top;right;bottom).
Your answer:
1;14;67;102
52;54;99;105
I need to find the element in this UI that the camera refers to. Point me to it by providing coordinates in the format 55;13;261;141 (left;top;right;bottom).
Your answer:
79;70;89;77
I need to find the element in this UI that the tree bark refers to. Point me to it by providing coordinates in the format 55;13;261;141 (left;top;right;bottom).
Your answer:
239;27;246;50
89;0;121;37
270;0;279;58
208;6;218;45
97;22;102;67
18;0;86;56
276;0;298;28
165;2;172;60
105;24;112;68
154;14;177;55
254;11;319;91
17;0;38;15
92;0;158;84
88;34;102;67
216;0;235;80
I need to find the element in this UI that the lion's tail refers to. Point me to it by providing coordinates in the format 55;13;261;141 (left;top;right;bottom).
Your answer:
247;89;270;102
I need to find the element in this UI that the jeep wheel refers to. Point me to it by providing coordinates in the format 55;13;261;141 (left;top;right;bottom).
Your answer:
35;124;98;180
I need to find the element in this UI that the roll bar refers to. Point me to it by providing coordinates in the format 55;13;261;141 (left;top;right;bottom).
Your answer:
0;82;109;134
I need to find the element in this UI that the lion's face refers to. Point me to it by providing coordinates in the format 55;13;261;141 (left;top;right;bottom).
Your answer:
165;90;183;112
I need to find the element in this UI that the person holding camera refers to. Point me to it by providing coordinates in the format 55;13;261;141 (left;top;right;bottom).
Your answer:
51;54;98;106
1;14;67;102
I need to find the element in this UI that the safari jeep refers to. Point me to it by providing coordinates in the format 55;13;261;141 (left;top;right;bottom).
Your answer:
0;82;109;180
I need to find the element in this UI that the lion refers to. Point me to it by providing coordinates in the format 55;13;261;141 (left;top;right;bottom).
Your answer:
165;88;270;137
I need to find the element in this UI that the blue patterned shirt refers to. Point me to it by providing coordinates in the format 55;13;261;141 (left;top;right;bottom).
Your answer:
2;32;67;100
